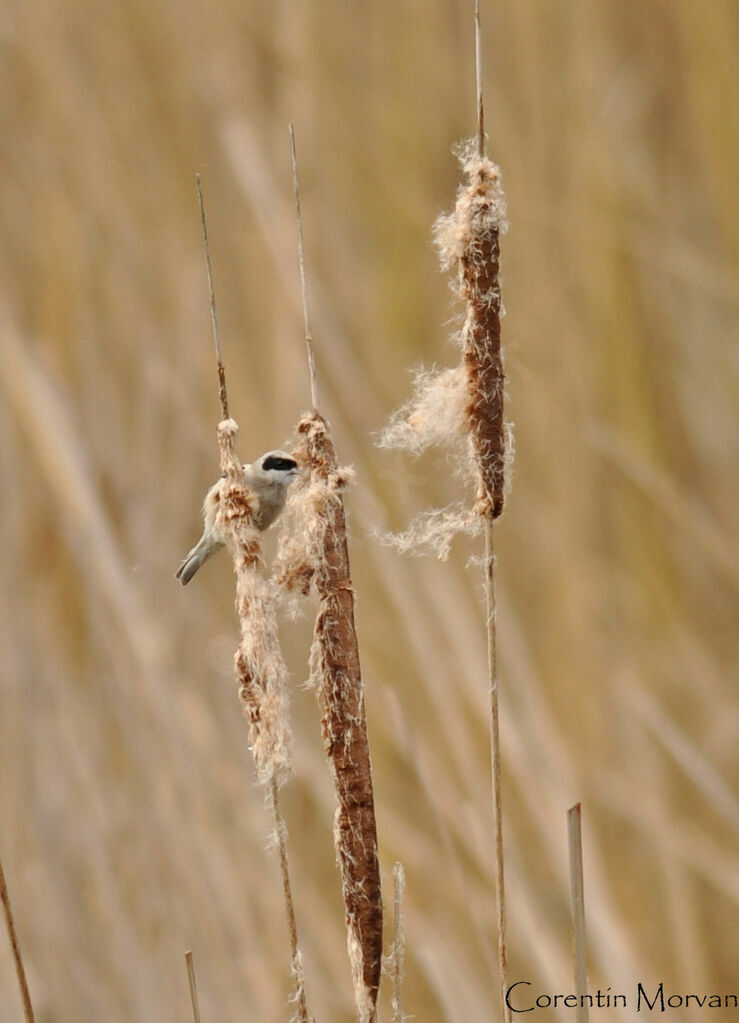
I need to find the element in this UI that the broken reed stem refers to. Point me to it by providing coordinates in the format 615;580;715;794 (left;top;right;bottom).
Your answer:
0;850;36;1023
289;125;319;410
184;950;202;1023
281;127;383;1022
270;780;309;1023
391;862;406;1023
568;803;590;1023
196;173;230;421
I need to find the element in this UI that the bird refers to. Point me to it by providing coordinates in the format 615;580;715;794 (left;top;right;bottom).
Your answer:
176;450;300;585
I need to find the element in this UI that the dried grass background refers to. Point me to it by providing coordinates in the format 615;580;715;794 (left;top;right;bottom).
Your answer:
1;2;737;1021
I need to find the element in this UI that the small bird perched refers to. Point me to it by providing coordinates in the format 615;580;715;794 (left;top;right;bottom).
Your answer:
176;450;300;585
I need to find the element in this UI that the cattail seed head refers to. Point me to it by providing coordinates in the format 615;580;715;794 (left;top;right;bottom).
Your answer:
216;419;292;787
275;411;383;1021
435;143;508;519
379;141;512;554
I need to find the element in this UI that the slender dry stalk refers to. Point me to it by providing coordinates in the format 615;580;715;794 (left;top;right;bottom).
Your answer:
185;950;202;1023
289;124;319;411
214;377;306;1023
269;780;308;1023
378;9;511;1019
390;862;406;1023
0;848;36;1023
275;128;383;1023
196;173;230;421
567;803;590;1023
439;11;511;1019
484;518;508;1023
475;0;485;160
195;183;308;1021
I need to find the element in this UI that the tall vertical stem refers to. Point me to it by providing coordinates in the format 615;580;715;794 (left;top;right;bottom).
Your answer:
485;517;509;1022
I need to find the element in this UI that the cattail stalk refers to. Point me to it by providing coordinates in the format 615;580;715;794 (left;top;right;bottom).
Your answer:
475;12;509;1020
433;8;510;1018
215;391;306;1023
196;179;308;1021
279;127;383;1022
485;517;508;1023
378;10;511;1010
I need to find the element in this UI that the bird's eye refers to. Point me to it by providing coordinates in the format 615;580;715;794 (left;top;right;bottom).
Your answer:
262;455;298;472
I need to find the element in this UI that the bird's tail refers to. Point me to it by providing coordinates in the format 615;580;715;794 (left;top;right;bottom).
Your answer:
175;537;223;585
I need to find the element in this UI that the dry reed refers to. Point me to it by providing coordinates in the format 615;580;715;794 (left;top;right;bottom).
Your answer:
195;180;307;1021
197;177;293;789
184;950;202;1023
567;803;590;1023
0;848;36;1023
273;128;383;1023
379;6;511;1019
389;862;406;1023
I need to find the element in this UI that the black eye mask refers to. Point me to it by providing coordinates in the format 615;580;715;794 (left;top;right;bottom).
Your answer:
261;455;298;472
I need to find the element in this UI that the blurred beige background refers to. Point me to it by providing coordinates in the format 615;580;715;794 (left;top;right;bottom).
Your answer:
1;2;737;1021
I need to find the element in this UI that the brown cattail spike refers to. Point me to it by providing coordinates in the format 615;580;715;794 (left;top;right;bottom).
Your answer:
282;126;382;1020
216;418;292;787
463;171;505;518
286;410;383;1021
440;150;507;518
435;146;507;519
379;145;509;552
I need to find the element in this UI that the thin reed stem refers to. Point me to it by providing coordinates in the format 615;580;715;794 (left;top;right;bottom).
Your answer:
568;803;590;1023
195;173;230;421
194;185;309;1018
0;849;36;1023
185;950;202;1023
484;518;509;1023
270;780;309;1023
289;124;319;411
475;0;485;158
